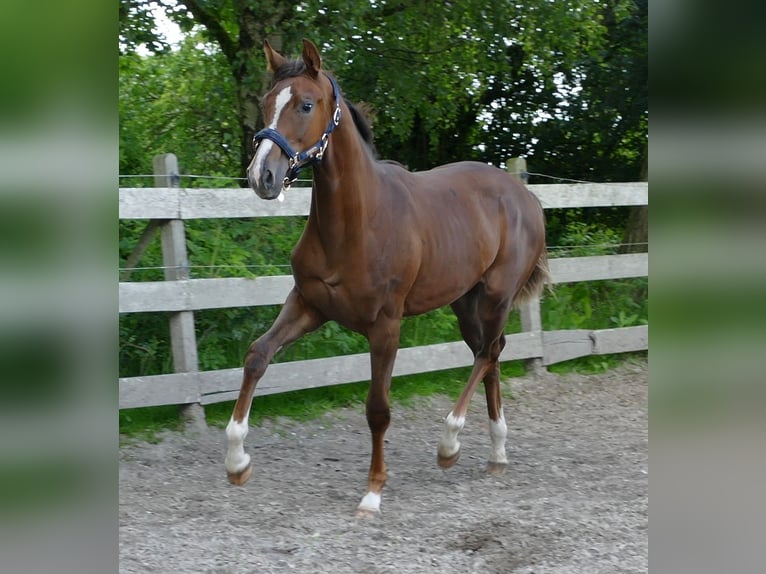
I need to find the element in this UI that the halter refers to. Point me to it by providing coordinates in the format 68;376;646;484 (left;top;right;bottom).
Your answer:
252;74;342;189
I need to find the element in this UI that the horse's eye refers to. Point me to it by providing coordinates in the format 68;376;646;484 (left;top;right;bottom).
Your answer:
301;102;313;113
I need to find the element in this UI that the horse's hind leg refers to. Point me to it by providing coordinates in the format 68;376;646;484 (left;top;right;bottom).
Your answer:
225;288;325;485
437;357;492;468
438;285;512;470
477;287;514;475
438;287;486;468
484;334;509;474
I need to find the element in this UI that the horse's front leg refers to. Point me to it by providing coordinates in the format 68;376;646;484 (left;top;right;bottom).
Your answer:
357;317;401;515
225;288;325;485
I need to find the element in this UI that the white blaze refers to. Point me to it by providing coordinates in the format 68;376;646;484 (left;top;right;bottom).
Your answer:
249;86;292;186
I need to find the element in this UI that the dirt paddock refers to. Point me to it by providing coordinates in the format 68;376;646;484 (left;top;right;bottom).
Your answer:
119;359;647;573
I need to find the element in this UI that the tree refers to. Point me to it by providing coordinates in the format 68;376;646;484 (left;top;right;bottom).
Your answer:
119;31;241;179
120;1;164;54
120;0;646;177
529;0;648;182
305;0;630;171
162;0;305;176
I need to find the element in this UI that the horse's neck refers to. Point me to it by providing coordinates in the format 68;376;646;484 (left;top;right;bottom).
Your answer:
308;115;378;258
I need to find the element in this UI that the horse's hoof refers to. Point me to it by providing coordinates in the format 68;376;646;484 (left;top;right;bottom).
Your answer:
227;464;252;485
486;461;508;475
355;508;379;519
437;450;460;469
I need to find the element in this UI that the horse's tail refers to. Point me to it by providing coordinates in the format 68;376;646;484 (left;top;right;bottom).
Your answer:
513;249;552;308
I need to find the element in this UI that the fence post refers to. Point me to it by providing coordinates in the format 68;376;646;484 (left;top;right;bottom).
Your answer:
153;154;207;430
507;157;546;376
507;156;529;184
519;297;546;376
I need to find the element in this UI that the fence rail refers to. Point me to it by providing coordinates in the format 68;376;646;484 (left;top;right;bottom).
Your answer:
119;169;648;411
119;182;648;220
118;253;646;314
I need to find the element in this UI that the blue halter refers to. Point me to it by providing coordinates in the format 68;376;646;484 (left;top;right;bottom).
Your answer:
252;74;342;188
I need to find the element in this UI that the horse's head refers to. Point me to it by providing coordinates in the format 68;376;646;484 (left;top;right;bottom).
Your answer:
247;39;341;199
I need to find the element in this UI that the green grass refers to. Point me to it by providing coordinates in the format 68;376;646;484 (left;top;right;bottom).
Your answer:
119;353;645;441
546;351;647;376
119;361;530;439
119;405;185;445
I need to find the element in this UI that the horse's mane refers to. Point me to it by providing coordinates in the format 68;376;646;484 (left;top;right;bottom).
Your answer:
271;60;377;155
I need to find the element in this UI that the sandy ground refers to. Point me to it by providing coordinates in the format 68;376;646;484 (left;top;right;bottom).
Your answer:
119;359;647;573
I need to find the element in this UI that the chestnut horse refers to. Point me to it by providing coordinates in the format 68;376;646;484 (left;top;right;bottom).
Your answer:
225;40;549;514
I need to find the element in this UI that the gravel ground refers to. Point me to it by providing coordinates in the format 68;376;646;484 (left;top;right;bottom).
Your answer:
119;359;647;573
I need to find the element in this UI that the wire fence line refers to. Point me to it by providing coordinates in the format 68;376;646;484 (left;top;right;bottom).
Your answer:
524;172;611;185
117;170;622;186
119;263;293;273
118;243;649;277
118;174;247;180
118;172;646;277
545;241;648;252
117;174;310;184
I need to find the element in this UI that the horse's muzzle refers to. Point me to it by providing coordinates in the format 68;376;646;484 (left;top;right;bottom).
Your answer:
248;154;288;200
254;168;280;199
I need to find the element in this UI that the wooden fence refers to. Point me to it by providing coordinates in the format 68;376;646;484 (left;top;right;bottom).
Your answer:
119;158;647;411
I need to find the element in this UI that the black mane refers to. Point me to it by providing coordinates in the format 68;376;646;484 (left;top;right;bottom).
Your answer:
343;98;375;151
271;60;376;154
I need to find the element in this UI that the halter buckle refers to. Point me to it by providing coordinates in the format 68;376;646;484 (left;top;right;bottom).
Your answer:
282;175;296;189
316;133;330;161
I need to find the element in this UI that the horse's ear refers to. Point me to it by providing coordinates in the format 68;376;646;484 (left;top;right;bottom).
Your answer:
301;39;321;79
263;40;286;73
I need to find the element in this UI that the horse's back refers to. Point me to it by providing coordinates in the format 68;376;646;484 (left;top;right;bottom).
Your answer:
381;161;544;314
402;161;542;238
406;161;532;205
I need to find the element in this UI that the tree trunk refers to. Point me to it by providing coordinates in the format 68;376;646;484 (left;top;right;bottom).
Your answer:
237;84;264;182
234;25;298;180
620;143;648;253
233;9;273;182
179;0;296;182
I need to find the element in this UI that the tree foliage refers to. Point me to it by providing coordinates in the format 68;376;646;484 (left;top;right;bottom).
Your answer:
529;0;648;181
119;0;170;55
312;0;639;172
120;0;647;179
119;31;241;179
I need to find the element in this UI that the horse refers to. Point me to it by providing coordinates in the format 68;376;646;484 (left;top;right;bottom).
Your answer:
224;39;549;515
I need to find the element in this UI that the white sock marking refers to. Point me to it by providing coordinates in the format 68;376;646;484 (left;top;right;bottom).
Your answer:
358;491;381;512
438;411;465;459
224;417;251;474
488;411;508;465
248;86;292;186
